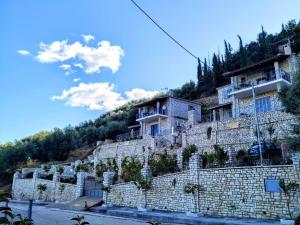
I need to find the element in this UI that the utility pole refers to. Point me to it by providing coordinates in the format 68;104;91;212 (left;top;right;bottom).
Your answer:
252;85;263;166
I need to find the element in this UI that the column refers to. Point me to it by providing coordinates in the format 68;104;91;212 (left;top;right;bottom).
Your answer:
212;109;216;122
156;101;160;114
158;117;161;135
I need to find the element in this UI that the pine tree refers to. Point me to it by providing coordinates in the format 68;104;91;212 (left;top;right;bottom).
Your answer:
258;25;272;59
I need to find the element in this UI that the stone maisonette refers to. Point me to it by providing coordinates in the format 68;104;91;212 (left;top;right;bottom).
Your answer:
209;44;298;122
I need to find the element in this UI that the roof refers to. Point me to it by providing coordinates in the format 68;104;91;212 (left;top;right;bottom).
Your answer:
134;95;201;107
208;102;232;110
223;54;290;77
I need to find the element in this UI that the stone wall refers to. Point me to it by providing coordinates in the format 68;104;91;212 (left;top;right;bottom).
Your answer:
12;172;77;202
107;163;300;219
186;110;296;152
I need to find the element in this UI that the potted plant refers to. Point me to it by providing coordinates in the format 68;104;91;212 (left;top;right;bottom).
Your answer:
279;180;299;225
134;176;152;212
36;183;47;201
184;183;204;217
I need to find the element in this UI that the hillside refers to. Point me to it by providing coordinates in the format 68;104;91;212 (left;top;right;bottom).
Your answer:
1;19;300;188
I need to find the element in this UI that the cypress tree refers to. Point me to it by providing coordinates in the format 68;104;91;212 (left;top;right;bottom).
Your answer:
237;35;248;67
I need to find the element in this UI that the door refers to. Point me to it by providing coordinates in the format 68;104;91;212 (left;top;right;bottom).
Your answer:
84;177;103;198
150;124;159;136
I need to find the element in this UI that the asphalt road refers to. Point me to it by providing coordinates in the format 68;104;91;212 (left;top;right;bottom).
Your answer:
1;203;149;225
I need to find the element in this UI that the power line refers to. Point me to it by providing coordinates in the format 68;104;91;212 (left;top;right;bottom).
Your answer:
129;0;199;61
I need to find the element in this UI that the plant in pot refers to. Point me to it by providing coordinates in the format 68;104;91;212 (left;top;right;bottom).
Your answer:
37;183;47;201
101;185;112;208
279;180;299;225
134;175;152;212
184;183;204;217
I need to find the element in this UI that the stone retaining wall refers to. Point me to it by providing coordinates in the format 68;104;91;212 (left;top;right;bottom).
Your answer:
12;177;77;202
107;164;300;219
186;111;296;152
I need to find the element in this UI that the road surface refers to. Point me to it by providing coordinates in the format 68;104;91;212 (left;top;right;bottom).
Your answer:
1;202;150;225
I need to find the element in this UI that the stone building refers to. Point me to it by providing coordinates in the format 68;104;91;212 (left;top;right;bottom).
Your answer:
208;45;298;122
135;96;201;137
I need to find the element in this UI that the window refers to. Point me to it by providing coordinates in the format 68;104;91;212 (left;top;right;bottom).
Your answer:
223;88;232;100
256;97;271;113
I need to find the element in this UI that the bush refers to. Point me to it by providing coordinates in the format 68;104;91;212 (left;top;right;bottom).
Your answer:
121;157;142;182
40;173;53;181
213;145;228;167
76;163;92;172
182;145;198;169
149;152;179;177
60;176;77;184
202;152;215;168
96;160;107;180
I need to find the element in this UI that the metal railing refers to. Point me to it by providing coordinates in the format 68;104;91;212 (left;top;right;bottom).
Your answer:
136;108;168;119
115;130;142;142
233;70;291;90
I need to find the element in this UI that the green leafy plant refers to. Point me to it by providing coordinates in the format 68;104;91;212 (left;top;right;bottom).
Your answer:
59;183;65;195
71;215;90;225
95;160;107;180
56;166;64;175
184;183;204;213
279;180;299;219
182;145;198;169
0;191;33;225
75;163;91;173
202;152;215;168
121;157;142;182
213;145;228;167
134;176;152;209
37;183;47;200
43;165;51;173
148;152;179;177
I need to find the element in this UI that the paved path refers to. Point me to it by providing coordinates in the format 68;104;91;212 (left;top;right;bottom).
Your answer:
3;203;150;225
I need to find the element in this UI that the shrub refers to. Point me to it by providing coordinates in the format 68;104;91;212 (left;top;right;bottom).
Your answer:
43;164;51;173
59;183;65;194
76;163;92;173
60;176;77;184
236;149;251;166
182;145;198;169
40;173;53;181
37;183;47;200
96;160;107;180
279;180;299;219
121;157;142;182
149;152;179;177
213;145;228;167
202;152;215;168
56;166;64;175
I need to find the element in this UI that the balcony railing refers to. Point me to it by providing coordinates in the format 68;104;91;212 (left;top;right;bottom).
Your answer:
136;108;168;120
233;69;291;91
116;130;142;142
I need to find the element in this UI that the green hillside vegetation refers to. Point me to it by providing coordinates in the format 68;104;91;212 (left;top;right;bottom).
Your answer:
1;20;300;186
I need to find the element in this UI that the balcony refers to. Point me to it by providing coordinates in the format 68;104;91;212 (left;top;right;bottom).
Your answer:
136;108;168;122
230;70;291;98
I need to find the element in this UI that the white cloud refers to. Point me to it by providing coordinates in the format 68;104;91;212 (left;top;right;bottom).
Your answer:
125;88;159;101
17;50;30;56
36;39;124;74
59;64;75;75
73;63;83;69
73;78;81;82
51;82;159;111
82;34;95;43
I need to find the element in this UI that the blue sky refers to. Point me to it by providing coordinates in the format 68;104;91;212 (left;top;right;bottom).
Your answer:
1;0;300;143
